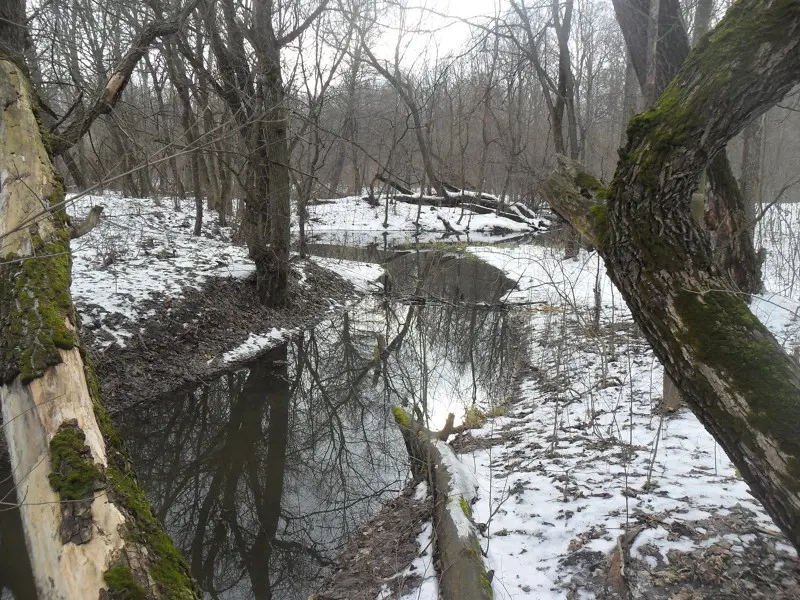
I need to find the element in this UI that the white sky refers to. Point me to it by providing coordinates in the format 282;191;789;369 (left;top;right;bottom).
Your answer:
371;0;508;70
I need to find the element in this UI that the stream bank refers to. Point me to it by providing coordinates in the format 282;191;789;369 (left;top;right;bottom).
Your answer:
108;249;528;599
87;258;354;414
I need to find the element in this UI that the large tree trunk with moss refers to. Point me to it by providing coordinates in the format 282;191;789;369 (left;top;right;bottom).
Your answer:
612;0;765;413
611;0;763;296
542;0;800;550
0;56;200;599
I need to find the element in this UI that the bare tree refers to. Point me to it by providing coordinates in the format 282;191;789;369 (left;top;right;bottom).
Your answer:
0;2;201;596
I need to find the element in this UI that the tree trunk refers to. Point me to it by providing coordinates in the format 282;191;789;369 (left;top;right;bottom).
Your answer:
0;55;199;599
329;43;361;196
644;0;661;106
692;0;714;46
553;0;579;159
614;0;764;412
248;1;291;307
740;113;766;220
542;0;800;550
620;52;638;145
62;149;88;190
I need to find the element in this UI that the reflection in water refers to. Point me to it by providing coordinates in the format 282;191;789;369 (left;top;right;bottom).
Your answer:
118;337;406;599
0;249;525;600
117;251;524;598
0;460;36;600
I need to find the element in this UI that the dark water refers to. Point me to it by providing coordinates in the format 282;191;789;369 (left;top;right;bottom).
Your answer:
0;465;36;600
0;248;525;600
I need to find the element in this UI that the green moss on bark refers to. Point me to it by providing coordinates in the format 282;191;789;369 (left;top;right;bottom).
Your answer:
0;234;76;384
459;495;472;517
393;406;411;428
103;564;147;600
48;420;103;501
81;349;200;599
674;289;800;483
575;171;603;193
589;204;608;244
47;172;69;229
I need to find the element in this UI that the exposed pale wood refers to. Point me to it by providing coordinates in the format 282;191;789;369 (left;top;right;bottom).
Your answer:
0;55;199;599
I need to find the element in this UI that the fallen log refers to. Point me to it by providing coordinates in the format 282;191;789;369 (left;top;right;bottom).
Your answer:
374;172;414;195
388;193;462;208
436;214;463;234
461;202;531;225
392;408;493;600
512;202;538;220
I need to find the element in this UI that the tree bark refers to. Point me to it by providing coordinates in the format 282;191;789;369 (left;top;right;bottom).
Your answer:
740;113;766;220
620;52;638;145
612;0;763;295
0;55;199;599
249;3;291;307
542;0;800;549
692;0;714;46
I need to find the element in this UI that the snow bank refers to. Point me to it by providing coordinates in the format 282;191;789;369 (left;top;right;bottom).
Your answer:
69;193;252;349
221;329;292;363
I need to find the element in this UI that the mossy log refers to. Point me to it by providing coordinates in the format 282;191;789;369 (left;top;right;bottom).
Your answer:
541;0;800;551
0;57;200;599
392;408;493;600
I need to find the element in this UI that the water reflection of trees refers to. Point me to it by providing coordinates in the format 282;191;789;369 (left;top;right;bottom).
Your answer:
379;252;524;427
116;250;524;598
0;460;37;600
119;328;407;599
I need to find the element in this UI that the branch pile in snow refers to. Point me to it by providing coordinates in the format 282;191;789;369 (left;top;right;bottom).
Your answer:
393;407;493;600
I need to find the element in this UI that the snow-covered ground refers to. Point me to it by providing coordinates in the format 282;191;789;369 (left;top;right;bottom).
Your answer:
69;193;253;349
66;190;800;598
68;193;539;349
390;237;800;599
300;195;549;246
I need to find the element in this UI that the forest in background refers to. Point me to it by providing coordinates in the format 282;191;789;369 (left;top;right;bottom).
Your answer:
28;0;800;215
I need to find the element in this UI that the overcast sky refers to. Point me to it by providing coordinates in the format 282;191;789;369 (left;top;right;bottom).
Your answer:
372;0;507;69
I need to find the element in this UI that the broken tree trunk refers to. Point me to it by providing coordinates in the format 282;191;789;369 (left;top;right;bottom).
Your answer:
392;408;492;600
541;0;800;550
0;56;199;599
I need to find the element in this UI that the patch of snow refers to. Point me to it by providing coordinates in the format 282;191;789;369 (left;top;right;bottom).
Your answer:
221;329;292;363
447;241;800;599
69;192;253;350
398;521;437;600
434;439;479;539
310;255;385;292
298;195;547;247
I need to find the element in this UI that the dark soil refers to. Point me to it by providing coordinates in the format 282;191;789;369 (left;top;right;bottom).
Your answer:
84;258;355;412
316;481;432;600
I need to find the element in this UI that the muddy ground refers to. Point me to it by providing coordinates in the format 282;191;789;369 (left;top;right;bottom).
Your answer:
84;258;354;413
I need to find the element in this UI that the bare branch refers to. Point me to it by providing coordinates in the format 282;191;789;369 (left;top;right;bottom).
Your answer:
49;0;203;157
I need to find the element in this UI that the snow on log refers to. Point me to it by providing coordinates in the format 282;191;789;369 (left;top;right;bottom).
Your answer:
461;202;530;225
392;407;493;600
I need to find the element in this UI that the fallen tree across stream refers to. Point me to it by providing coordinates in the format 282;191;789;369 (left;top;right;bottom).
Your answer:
371;173;542;227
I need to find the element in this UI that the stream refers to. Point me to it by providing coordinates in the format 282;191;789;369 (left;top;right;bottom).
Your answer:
0;246;527;600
